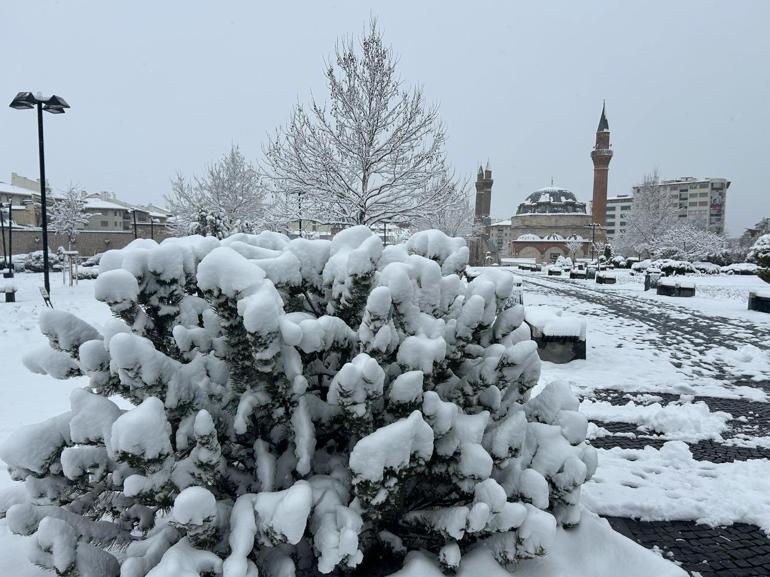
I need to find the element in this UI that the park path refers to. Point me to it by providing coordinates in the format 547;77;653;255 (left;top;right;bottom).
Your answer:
522;274;770;577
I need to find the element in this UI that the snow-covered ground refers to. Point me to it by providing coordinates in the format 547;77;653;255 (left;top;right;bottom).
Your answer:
517;269;770;543
5;269;770;575
548;267;770;322
0;275;113;577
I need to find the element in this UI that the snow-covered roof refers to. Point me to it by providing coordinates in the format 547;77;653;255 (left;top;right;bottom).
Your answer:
83;198;130;211
0;182;38;196
516;186;588;216
490;219;512;227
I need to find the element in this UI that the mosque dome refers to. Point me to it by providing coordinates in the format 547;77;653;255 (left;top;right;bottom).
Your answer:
516;186;587;215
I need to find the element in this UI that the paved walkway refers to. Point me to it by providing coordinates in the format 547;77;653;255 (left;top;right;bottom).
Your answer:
523;274;770;577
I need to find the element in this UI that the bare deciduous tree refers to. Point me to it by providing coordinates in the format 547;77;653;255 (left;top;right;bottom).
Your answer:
49;186;90;250
614;170;677;257
166;145;267;238
415;181;475;237
264;20;460;228
565;238;584;260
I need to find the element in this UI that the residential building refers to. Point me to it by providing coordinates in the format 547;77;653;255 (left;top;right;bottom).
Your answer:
631;177;729;234
0;173;51;227
604;194;633;240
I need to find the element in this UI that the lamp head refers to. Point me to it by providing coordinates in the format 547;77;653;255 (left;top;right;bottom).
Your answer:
43;95;70;114
9;92;37;110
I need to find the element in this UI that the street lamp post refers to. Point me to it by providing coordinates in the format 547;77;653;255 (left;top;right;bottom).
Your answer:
7;203;12;277
296;191;304;238
584;222;599;264
10;92;70;295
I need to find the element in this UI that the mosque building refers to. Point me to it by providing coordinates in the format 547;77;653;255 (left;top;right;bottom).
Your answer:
482;103;612;263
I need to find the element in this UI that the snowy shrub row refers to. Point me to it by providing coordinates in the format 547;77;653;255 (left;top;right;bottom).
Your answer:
0;227;596;577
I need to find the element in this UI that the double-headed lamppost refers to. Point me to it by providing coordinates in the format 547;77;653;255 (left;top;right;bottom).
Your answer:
584;222;600;264
9;92;70;295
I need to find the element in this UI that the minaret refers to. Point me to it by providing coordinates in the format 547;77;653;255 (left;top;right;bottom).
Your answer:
474;162;493;223
590;101;613;226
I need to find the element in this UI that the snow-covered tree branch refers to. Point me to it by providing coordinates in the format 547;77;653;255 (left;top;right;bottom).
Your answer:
166;145;268;238
263;20;462;228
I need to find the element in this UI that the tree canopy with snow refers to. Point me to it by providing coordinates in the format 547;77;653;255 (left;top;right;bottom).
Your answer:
166;145;268;239
614;171;726;262
49;186;91;250
0;228;596;577
264;20;464;229
748;233;770;283
614;171;677;258
653;223;725;262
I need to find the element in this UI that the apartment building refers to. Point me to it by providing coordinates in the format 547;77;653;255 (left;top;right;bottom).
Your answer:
605;177;729;240
604;194;633;240
633;177;729;234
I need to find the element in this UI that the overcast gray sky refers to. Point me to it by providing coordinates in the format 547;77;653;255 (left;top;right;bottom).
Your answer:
2;0;768;235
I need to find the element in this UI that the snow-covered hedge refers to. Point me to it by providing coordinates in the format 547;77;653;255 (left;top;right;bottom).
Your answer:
0;228;596;577
14;250;62;272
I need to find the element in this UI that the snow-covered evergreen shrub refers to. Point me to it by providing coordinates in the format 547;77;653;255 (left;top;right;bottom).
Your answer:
748;234;770;284
0;227;596;576
21;250;62;272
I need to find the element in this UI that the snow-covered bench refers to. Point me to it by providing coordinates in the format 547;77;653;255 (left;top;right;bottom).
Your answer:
748;291;770;313
525;309;587;363
656;277;696;297
595;272;616;284
1;282;17;303
569;268;587;279
518;262;541;272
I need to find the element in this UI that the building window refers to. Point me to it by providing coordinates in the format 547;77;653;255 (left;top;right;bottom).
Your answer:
100;220;109;227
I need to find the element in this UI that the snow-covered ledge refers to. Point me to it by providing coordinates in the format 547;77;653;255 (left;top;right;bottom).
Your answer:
657;277;696;297
0;282;16;302
525;309;587;363
748;290;770;313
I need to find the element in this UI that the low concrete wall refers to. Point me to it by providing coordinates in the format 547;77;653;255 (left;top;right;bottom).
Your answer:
1;226;173;258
